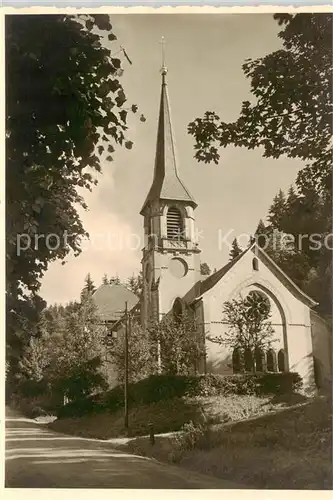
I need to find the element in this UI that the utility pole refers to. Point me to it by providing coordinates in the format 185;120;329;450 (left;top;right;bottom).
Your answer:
124;301;129;430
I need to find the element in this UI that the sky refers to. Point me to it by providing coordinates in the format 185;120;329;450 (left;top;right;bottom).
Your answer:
40;13;304;305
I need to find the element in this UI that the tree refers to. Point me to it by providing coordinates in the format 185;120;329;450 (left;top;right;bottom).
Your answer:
254;219;270;249
102;274;109;285
6;14;141;368
264;184;332;320
229;238;242;260
148;313;205;376
109;319;154;384
126;272;143;297
200;262;211;276
209;292;275;352
19;295;108;401
188;14;332;195
268;189;286;228
6;293;46;387
109;275;121;285
80;273;96;301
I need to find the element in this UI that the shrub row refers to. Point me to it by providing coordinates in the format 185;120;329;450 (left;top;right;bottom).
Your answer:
57;371;302;419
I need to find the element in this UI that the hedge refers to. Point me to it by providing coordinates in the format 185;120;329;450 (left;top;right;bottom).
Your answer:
57;371;302;419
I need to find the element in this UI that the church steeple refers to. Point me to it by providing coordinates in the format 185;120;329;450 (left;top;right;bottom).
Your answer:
140;64;197;215
140;52;201;329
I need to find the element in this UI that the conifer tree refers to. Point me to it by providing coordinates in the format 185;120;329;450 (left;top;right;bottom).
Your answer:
80;273;96;301
254;219;270;249
229;238;242;260
109;275;121;285
102;274;109;285
126;272;143;297
268;189;287;229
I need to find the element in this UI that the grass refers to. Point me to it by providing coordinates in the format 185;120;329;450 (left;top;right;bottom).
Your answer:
126;395;332;490
49;393;284;439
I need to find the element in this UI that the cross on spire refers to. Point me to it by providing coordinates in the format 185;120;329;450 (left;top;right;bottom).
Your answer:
160;36;167;77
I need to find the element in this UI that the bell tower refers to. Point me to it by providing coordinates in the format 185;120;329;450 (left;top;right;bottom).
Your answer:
140;56;201;328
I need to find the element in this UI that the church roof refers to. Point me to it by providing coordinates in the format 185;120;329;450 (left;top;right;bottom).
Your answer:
200;249;247;295
199;243;318;308
140;67;197;215
92;283;139;322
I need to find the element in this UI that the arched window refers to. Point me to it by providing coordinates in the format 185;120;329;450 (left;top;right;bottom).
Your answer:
167;207;184;240
247;290;270;315
267;349;277;372
244;348;254;372
232;348;242;374
278;349;286;372
252;258;259;271
173;298;183;323
254;348;265;372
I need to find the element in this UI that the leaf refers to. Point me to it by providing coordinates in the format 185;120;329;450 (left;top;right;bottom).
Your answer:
108;33;117;42
131;104;138;113
140;114;146;123
125;140;133;150
119;109;127;123
85;20;94;31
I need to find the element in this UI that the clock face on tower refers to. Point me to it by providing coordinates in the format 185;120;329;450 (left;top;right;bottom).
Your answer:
169;257;188;278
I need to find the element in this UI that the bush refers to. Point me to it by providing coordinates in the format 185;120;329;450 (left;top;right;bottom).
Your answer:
191;372;303;397
56;371;302;419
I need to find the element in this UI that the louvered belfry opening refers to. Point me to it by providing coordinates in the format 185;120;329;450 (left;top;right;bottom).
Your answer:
167;207;184;240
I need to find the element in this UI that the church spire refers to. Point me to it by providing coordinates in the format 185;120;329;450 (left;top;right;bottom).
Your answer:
140;42;197;215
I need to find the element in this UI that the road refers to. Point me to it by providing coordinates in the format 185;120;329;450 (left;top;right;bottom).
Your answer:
5;407;238;489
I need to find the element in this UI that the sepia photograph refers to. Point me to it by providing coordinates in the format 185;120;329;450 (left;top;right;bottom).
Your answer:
4;8;332;490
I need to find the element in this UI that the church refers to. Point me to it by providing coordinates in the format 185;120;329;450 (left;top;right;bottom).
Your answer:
93;64;332;392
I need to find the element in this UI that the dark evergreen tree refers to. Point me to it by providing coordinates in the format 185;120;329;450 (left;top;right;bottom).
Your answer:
229;238;242;260
126;272;143;297
254;219;270;249
102;274;109;285
268;189;287;229
80;273;96;301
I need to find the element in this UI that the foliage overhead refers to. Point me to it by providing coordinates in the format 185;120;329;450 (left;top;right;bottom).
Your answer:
188;14;332;195
6;14;140;302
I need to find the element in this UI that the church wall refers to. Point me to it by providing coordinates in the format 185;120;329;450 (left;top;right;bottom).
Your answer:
155;250;201;319
310;311;332;391
202;249;315;389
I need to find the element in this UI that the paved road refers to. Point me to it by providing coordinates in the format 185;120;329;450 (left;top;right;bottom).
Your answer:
5;407;238;489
